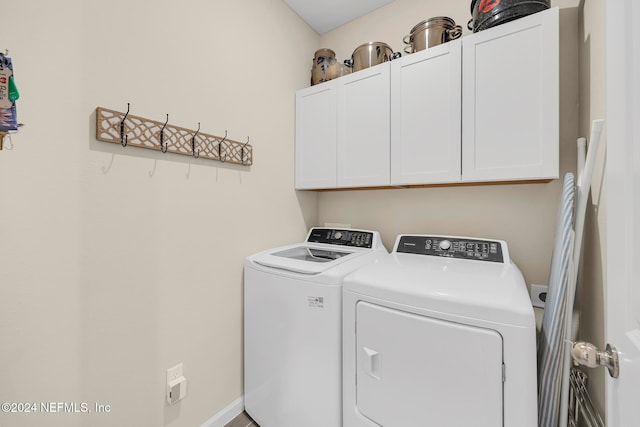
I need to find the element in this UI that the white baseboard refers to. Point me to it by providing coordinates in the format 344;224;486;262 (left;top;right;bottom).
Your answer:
200;396;244;427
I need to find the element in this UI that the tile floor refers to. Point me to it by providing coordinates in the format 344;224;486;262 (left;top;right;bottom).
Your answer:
224;411;258;427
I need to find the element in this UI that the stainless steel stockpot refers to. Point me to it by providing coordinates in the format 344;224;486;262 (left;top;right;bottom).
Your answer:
403;17;462;54
347;42;401;72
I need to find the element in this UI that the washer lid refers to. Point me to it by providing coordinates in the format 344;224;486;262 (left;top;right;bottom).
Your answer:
271;247;353;263
251;243;371;275
247;228;385;276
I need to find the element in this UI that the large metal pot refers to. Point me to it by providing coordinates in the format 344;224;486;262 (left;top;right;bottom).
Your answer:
468;0;550;33
403;17;462;54
346;42;401;72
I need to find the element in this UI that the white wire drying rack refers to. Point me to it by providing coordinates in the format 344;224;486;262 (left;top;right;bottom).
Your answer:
568;369;605;427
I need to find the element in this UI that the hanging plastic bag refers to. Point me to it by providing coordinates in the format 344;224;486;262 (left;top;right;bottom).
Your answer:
0;53;20;132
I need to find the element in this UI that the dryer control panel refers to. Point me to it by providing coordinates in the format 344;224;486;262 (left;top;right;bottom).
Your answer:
307;228;374;248
395;235;504;263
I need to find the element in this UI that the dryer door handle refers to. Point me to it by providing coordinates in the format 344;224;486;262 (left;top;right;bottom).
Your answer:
363;347;381;380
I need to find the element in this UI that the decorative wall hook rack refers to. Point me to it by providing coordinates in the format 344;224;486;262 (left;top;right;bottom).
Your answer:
95;106;253;166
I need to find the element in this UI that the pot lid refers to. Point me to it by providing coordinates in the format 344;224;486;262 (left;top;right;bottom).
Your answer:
409;16;457;34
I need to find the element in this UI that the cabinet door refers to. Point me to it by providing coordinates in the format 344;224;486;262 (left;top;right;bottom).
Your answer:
391;40;462;185
295;82;338;190
462;7;559;182
337;63;391;188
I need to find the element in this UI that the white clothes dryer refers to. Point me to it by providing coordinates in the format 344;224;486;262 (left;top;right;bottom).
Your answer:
343;234;537;427
244;228;388;427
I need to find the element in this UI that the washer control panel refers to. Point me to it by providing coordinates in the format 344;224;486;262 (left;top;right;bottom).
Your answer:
307;228;373;248
395;235;504;263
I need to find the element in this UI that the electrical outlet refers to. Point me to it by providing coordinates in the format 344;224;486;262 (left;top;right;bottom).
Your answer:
166;363;187;405
167;363;183;383
530;284;548;308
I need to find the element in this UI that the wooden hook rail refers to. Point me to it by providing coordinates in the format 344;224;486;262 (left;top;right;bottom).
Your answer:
95;106;253;166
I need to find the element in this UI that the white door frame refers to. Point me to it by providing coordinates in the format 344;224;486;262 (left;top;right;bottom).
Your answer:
606;0;640;426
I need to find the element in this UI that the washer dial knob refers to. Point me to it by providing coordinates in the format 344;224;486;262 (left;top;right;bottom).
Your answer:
439;240;452;251
334;231;343;240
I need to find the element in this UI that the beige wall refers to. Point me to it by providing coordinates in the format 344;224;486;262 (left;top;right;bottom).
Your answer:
0;1;318;426
318;1;580;289
0;0;607;425
319;0;469;60
578;0;607;418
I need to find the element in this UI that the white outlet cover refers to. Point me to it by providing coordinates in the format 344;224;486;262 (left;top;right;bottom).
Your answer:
167;363;183;382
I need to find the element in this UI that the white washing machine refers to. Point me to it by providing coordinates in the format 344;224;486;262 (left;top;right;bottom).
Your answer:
343;234;537;427
244;228;387;427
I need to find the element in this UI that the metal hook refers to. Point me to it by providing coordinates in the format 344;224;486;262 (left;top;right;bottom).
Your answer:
120;103;130;147
5;132;14;150
241;136;251;166
160;114;169;153
218;130;228;163
192;122;201;159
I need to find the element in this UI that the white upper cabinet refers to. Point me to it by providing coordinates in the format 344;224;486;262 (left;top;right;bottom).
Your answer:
391;39;462;185
295;63;391;190
462;7;559;182
295;81;338;190
337;63;391;188
294;8;559;190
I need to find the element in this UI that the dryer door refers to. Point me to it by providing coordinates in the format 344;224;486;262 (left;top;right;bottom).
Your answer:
355;302;504;426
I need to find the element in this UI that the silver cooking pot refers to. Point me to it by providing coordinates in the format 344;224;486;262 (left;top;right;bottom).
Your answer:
345;42;401;72
403;17;463;54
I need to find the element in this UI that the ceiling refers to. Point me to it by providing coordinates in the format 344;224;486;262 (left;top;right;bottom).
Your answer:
283;0;582;34
282;0;396;34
